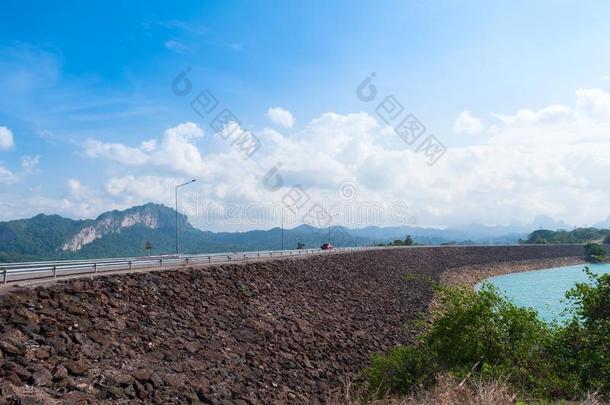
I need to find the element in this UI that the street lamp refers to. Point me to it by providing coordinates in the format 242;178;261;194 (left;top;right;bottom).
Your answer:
281;204;294;250
175;179;196;254
328;213;338;245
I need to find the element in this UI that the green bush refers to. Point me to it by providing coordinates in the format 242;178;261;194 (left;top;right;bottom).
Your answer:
362;268;610;401
362;345;437;397
553;268;610;393
425;284;557;395
584;242;606;262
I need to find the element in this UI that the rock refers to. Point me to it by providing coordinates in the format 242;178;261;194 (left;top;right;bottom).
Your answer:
134;380;147;399
150;372;164;388
105;385;126;399
52;364;68;381
48;337;68;355
124;383;136;398
6;362;31;380
0;338;24;355
31;368;52;386
30;346;51;360
130;368;150;382
107;371;133;386
161;373;183;388
65;360;88;376
62;390;94;404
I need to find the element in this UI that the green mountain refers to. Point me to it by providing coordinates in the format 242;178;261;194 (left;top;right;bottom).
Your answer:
0;203;369;263
1;202;556;263
522;228;610;245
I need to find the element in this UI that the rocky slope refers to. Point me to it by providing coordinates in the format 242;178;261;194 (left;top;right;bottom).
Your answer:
0;245;584;403
61;206;163;252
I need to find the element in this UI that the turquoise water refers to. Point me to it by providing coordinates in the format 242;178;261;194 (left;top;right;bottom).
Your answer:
478;263;610;323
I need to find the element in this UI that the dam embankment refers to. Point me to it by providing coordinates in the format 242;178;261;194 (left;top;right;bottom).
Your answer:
0;245;584;403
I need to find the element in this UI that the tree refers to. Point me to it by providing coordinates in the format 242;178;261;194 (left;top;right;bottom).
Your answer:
404;235;413;246
296;241;305;249
584;242;606;262
144;241;152;256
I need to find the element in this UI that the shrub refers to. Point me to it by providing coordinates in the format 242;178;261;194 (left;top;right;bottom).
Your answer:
362;269;610;401
424;284;558;397
362;345;438;397
584;242;606;262
554;268;610;394
363;284;558;399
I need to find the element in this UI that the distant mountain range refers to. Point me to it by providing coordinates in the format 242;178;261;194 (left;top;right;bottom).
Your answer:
0;203;584;263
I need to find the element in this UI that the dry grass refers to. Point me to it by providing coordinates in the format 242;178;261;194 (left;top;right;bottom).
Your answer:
327;375;609;404
327;373;516;405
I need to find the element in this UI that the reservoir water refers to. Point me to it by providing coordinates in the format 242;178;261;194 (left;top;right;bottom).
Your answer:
478;263;610;323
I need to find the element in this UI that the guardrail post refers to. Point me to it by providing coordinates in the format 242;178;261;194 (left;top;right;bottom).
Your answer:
129;261;132;270
208;256;211;263
2;268;6;284
228;255;231;261
94;263;97;274
53;266;57;278
185;257;189;265
159;259;163;267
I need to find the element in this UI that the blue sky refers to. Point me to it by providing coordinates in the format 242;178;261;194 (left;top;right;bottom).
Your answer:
2;1;610;230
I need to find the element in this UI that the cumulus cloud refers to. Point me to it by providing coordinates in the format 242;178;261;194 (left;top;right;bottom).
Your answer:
492;104;574;126
66;89;610;228
105;175;179;203
453;110;485;134
0;127;15;150
265;107;295;129
85;122;205;175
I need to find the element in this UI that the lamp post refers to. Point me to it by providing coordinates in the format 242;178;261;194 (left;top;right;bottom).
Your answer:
281;204;294;250
328;213;338;245
175;179;196;254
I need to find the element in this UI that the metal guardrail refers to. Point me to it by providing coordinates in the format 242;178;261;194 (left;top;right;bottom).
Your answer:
0;243;582;286
0;246;372;285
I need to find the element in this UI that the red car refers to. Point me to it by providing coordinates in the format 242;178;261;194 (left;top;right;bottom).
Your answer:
320;243;333;250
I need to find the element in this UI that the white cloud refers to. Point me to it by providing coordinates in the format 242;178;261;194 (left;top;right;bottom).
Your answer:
62;89;610;229
0;127;15;150
105;175;179;203
140;139;157;152
0;165;17;184
68;178;81;191
265;107;295;129
575;88;610;120
85;140;149;164
20;155;39;173
85;122;205;175
164;40;195;54
453;110;485;134
492;104;574;126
